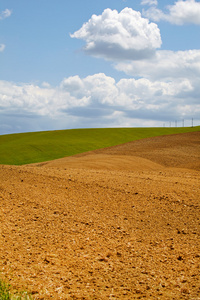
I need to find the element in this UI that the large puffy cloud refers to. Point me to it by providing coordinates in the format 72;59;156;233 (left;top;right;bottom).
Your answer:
142;0;200;25
0;81;57;116
60;73;118;104
0;73;199;134
71;8;162;61
115;50;200;80
116;77;199;122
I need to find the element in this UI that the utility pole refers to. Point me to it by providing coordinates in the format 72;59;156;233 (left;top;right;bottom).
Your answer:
192;118;194;127
182;119;184;127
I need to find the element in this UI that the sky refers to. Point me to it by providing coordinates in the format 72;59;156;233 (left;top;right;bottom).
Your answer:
0;0;200;135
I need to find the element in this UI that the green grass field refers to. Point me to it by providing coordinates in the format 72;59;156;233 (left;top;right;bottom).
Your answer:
0;127;199;165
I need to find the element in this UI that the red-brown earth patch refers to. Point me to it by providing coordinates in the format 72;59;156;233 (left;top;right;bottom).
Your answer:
0;131;200;299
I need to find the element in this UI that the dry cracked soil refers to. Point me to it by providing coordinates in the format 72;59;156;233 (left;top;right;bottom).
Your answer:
0;131;200;299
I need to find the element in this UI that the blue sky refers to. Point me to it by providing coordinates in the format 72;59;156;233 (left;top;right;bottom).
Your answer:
0;0;200;134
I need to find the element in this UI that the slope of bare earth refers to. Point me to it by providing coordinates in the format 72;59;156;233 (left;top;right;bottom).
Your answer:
40;131;200;171
0;131;200;299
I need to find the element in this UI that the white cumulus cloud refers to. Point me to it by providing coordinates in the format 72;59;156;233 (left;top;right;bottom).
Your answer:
143;0;200;25
0;72;199;134
71;8;162;61
115;50;200;81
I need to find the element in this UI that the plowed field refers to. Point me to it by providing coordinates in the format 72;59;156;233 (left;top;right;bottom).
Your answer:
0;131;200;299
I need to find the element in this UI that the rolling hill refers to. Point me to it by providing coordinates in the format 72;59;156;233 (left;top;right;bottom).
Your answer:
0;126;199;165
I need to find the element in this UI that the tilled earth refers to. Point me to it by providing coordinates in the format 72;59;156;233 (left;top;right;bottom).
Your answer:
0;132;200;299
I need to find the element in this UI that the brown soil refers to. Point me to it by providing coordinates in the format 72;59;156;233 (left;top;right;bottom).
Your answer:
0;131;200;299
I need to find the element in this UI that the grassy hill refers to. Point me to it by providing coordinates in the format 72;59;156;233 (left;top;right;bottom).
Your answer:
0;127;199;165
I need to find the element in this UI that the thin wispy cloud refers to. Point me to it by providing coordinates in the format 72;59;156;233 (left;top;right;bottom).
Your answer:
0;9;12;20
0;9;12;53
141;0;158;6
0;44;5;52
